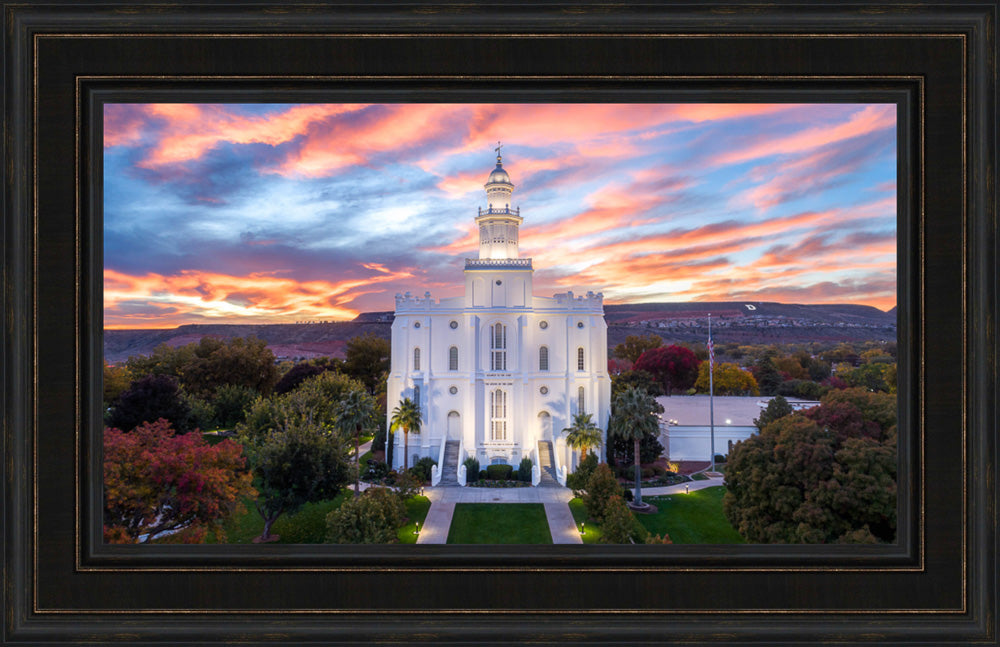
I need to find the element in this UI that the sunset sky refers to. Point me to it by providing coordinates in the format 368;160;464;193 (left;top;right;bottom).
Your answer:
104;103;897;329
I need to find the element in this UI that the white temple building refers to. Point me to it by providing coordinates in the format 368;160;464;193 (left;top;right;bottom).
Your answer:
385;147;611;486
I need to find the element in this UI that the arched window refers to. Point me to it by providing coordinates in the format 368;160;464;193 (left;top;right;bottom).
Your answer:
539;346;549;371
490;388;507;441
413;347;421;371
414;385;421;405
449;346;458;371
490;323;507;371
577;347;585;371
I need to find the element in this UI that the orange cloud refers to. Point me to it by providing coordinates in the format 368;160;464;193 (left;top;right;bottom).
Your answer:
103;266;414;329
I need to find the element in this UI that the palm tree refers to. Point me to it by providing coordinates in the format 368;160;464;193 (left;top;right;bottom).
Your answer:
562;412;603;463
608;385;662;506
335;389;377;497
389;397;422;473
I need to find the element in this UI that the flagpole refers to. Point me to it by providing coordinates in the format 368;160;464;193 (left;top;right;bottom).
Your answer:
709;313;715;472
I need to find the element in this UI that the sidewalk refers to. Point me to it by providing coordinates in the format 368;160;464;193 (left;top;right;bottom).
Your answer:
416;485;581;544
630;475;726;496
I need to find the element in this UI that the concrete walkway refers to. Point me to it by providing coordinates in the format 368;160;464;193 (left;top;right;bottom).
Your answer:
416;485;581;544
629;475;726;497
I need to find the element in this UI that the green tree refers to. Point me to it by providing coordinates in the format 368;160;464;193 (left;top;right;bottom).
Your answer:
211;383;258;428
343;333;391;395
753;355;783;395
125;342;196;380
335;389;378;497
181;336;279;399
326;487;406;544
723;399;897;543
246;417;351;541
103;362;133;408
610;369;664;398
694;362;760;396
389;397;422;472
613;334;663;364
753;395;794;431
608;385;662;506
562;412;603;462
237;371;368;446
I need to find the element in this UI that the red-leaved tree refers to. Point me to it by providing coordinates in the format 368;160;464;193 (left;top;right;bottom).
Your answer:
633;345;701;395
104;419;256;543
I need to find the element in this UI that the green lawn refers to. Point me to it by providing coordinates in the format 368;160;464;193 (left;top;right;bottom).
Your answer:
568;498;602;544
638;487;744;544
447;503;552;544
397;495;431;544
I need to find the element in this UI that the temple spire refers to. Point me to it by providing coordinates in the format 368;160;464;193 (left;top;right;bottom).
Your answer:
495;140;503;164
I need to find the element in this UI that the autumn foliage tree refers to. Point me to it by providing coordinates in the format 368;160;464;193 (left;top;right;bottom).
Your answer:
633;345;700;395
613;334;663;364
103;419;255;543
694;362;760;396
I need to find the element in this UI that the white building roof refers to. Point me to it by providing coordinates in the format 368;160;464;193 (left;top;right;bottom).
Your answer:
656;395;820;428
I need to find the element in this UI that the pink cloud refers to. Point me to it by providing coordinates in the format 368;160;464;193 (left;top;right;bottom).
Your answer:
711;105;896;167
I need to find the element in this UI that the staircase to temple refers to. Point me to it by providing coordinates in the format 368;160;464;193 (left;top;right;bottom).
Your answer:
439;440;460;486
536;441;560;487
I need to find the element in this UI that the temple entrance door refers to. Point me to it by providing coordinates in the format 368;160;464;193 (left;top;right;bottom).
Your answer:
538;411;552;443
447;411;461;441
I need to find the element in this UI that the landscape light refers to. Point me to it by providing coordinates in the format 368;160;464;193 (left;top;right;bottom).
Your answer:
414;522;420;535
685;485;690;494
580;522;586;536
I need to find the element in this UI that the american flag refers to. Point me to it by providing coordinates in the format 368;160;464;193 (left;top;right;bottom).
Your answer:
707;336;714;365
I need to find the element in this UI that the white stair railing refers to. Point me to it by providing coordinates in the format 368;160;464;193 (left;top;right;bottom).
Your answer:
430;438;447;486
456;439;467;486
530;446;541;486
552;439;567;486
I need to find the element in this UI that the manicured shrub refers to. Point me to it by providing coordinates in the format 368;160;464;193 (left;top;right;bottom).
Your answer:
409;456;437;483
463;457;480;482
599;496;648;544
713;454;727;464
582;463;621;523
479;469;488;481
641;467;655;479
566;453;599;494
392;470;421;501
518;457;533;483
486;464;513;481
326;487;405;544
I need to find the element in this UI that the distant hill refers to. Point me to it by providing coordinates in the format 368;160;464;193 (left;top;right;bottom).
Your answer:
103;302;895;363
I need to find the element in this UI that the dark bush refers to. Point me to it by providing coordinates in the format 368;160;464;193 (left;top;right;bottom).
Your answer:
622;486;634;502
109;374;194;433
479;469;488;481
713;454;727;464
409;456;437;483
326;487;405;544
518;457;533;483
463;457;480;482
363;459;389;481
641;467;655;479
486;464;513;481
274;362;327;395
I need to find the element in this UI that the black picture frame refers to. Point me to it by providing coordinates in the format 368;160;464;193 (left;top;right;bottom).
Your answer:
3;2;996;645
